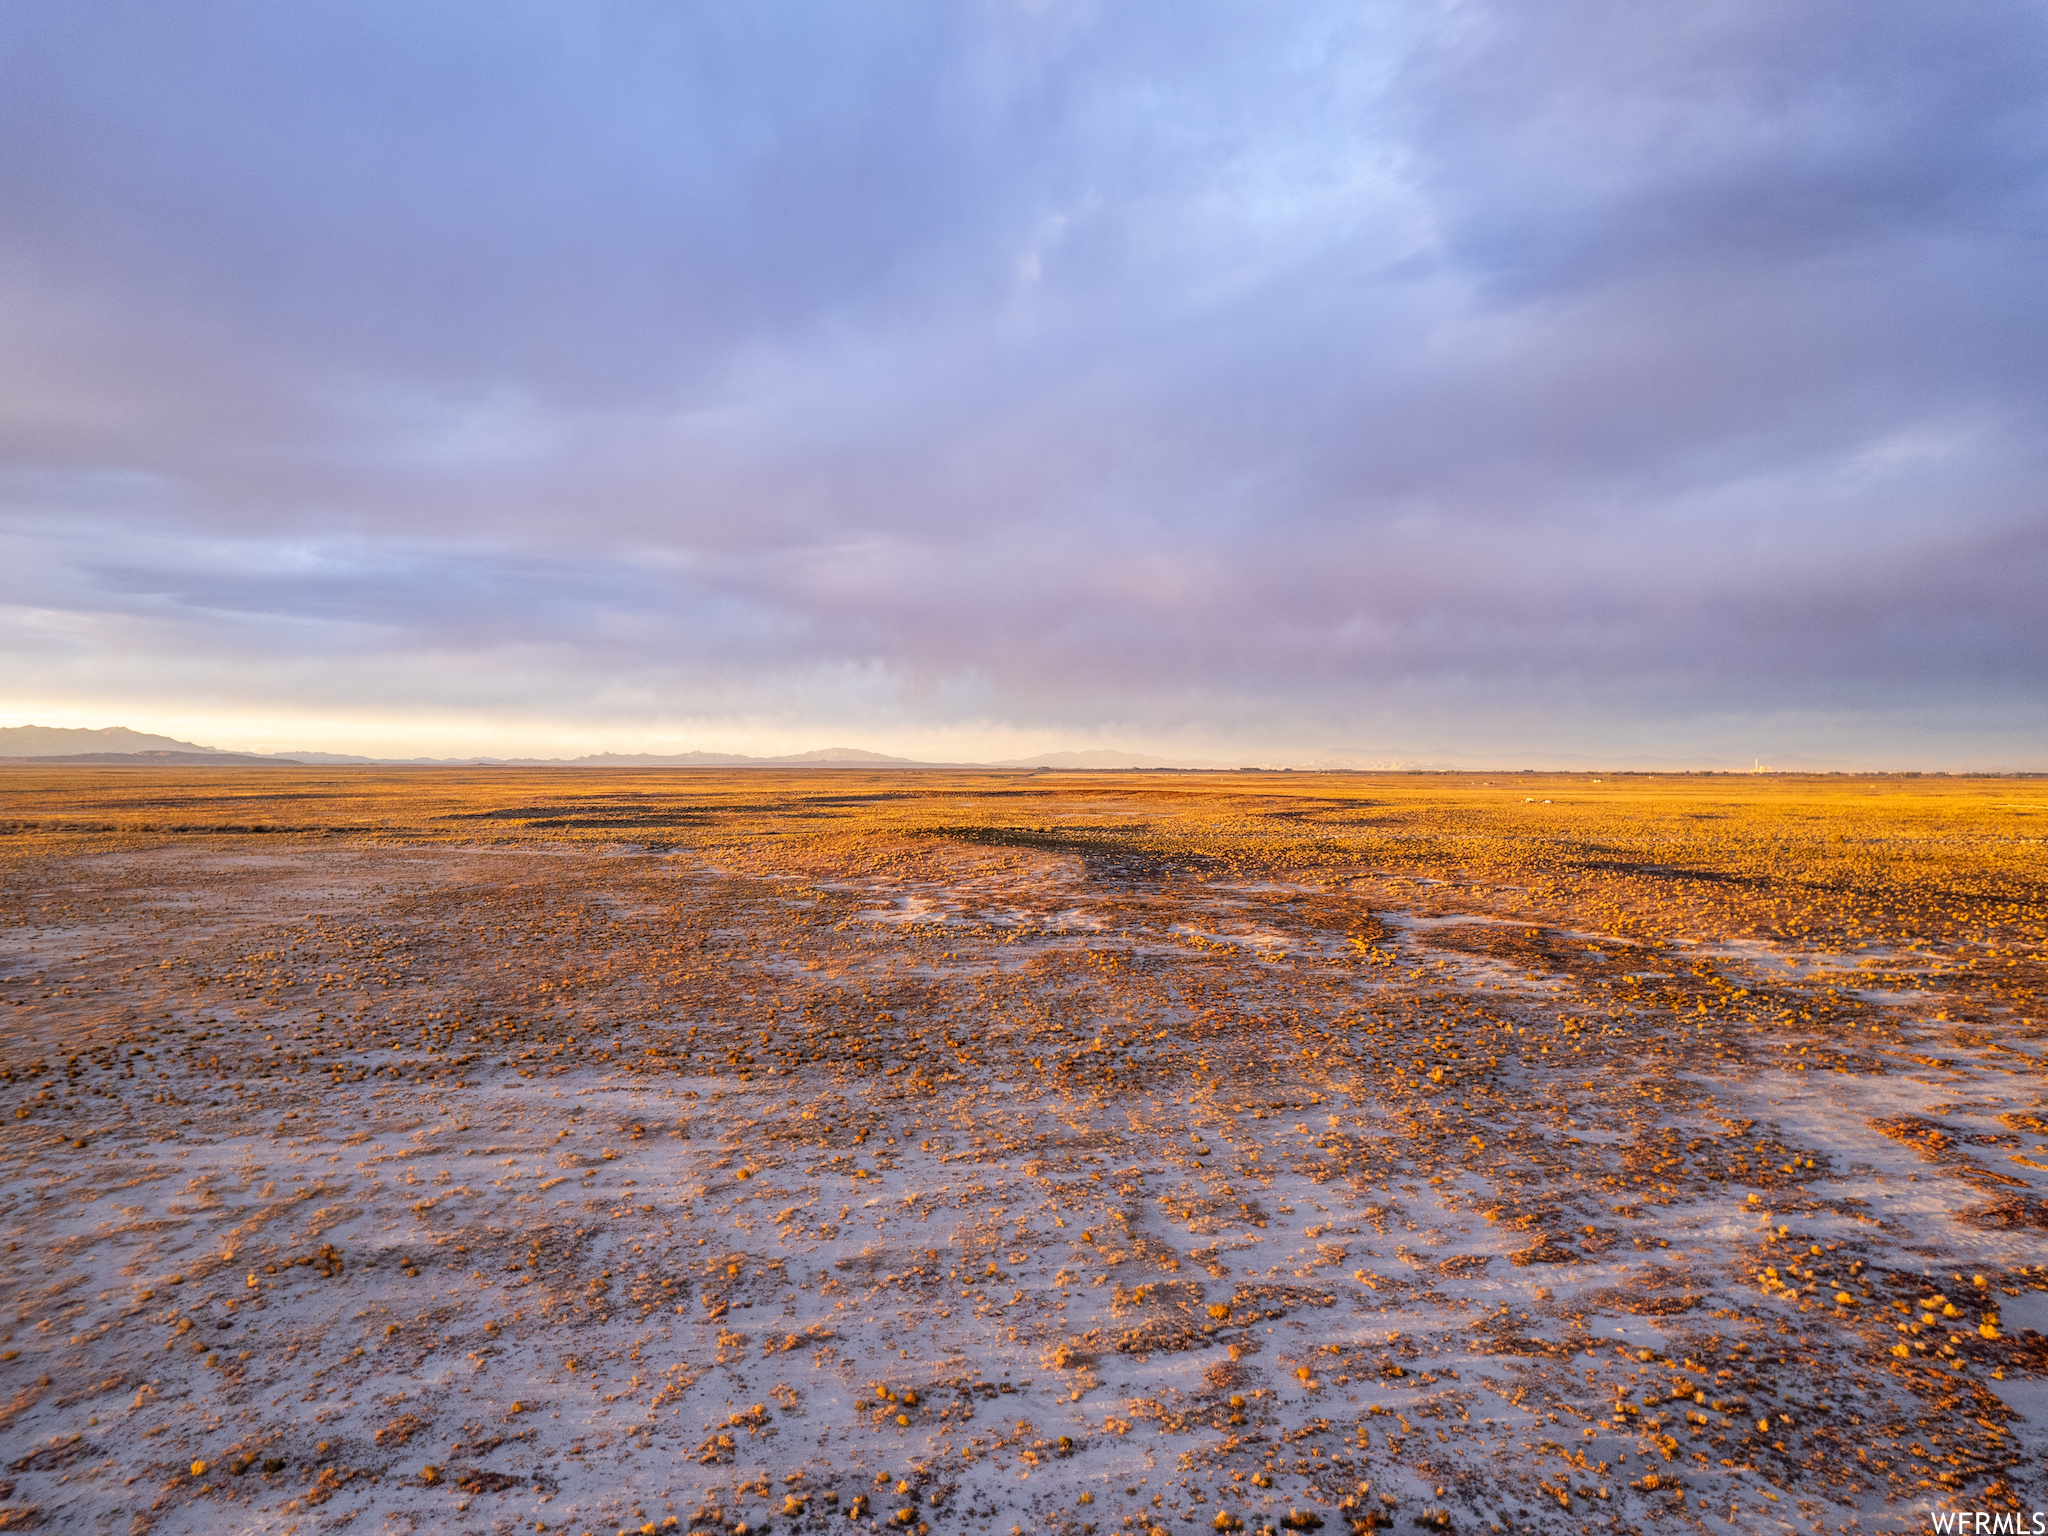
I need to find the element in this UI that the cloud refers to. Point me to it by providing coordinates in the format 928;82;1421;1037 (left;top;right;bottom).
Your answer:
1;0;2043;763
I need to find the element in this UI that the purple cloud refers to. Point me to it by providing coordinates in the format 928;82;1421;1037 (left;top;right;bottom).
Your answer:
1;0;2042;763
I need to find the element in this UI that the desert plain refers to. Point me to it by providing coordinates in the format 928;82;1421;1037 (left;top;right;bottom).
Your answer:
0;767;2043;1536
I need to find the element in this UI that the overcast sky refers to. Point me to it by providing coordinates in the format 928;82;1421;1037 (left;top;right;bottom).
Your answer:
2;1;2043;765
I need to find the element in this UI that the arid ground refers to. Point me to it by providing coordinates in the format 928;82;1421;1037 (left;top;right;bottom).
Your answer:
1;768;2044;1536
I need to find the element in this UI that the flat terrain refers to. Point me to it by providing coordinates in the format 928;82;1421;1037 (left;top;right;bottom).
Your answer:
1;767;2044;1536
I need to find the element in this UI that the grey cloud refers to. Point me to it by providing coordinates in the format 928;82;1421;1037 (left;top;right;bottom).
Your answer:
0;0;2042;763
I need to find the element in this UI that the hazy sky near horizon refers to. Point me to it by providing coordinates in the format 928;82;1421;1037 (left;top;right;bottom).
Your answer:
2;1;2044;764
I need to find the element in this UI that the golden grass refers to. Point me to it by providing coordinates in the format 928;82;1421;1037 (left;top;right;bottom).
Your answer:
5;763;2043;942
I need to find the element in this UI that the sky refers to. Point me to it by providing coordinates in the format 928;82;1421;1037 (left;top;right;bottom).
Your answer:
2;1;2044;768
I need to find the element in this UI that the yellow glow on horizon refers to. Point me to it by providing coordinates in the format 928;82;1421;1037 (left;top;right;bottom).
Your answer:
0;699;1235;765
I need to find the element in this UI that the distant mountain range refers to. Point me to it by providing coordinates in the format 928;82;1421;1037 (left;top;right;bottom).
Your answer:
1;725;2001;773
985;749;1239;770
555;747;923;767
0;727;932;768
0;726;235;756
0;725;1253;769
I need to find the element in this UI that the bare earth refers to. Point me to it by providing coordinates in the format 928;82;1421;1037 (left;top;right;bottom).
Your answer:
1;768;2044;1536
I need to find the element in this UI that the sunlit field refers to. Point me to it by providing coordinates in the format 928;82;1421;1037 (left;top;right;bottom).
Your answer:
2;767;2043;1536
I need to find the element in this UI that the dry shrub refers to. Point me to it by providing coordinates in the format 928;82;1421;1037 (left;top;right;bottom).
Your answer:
372;1413;428;1447
1956;1194;2048;1231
